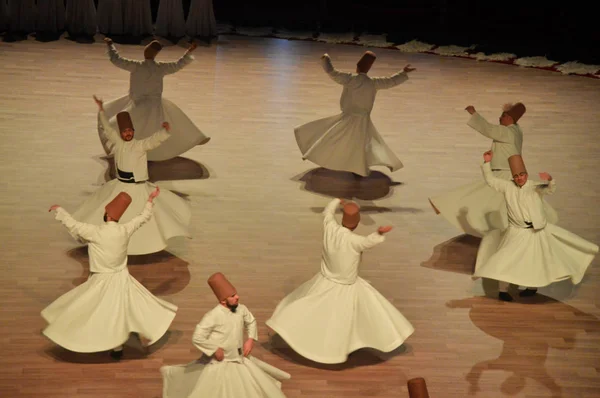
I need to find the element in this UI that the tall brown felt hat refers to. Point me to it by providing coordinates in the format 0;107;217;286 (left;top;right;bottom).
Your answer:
342;202;360;229
105;192;132;221
144;40;163;59
504;102;526;123
407;377;430;398
116;112;134;133
208;272;237;301
357;51;376;73
508;154;527;176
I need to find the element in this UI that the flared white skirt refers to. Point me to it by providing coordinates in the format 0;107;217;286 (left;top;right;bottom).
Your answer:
294;113;403;176
429;170;559;237
42;268;177;352
160;356;290;398
474;224;598;287
72;179;191;255
266;273;414;364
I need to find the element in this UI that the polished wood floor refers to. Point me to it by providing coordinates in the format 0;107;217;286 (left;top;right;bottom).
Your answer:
0;34;599;398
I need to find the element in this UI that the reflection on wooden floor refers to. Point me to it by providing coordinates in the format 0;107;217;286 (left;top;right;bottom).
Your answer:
0;34;599;397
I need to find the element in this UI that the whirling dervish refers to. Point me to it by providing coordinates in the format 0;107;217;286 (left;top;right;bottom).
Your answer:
294;51;415;177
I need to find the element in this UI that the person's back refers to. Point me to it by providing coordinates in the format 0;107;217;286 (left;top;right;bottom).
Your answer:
86;221;133;273
129;60;164;100
466;103;526;171
320;199;389;284
339;74;377;115
489;124;523;170
43;188;177;358
320;220;361;284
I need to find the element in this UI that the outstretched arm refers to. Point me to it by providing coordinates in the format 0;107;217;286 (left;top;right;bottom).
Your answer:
105;38;140;72
138;122;171;151
94;95;121;145
159;42;196;75
467;108;515;143
323;198;342;225
481;151;512;193
321;54;353;85
49;206;97;243
536;172;556;195
123;187;160;236
349;226;389;252
372;64;415;90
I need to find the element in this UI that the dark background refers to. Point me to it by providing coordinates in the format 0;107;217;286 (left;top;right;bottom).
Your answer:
101;0;598;64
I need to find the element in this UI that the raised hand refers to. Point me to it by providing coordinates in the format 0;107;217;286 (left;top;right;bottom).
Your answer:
162;121;170;131
539;172;552;181
377;225;393;235
403;64;416;73
93;95;103;111
465;105;476;115
48;205;60;212
188;41;197;52
483;150;493;162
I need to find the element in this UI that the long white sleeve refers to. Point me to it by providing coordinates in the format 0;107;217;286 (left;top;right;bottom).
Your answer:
373;71;408;90
55;207;97;242
536;179;557;196
321;56;353;85
481;161;511;193
468;113;516;143
107;44;141;72
158;52;195;76
192;312;219;357
349;231;385;252
323;198;341;225
139;129;170;152
99;110;121;145
243;307;258;341
123;202;154;236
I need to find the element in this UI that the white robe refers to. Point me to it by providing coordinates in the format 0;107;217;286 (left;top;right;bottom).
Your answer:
185;0;217;38
294;56;407;176
266;198;414;364
73;111;192;255
155;0;186;38
161;304;290;398
65;0;97;37
36;0;65;33
99;44;210;161
123;0;152;37
97;0;124;35
8;0;36;33
42;203;178;352
429;112;558;237
474;162;598;287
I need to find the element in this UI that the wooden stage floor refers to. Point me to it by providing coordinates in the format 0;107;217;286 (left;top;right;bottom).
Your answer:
0;34;599;397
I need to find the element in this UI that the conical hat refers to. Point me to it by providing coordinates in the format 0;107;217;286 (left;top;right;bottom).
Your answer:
105;192;132;221
407;377;430;398
508;154;527;176
357;51;376;73
342;202;360;229
144;40;162;59
503;102;526;123
207;272;236;301
116;112;134;133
